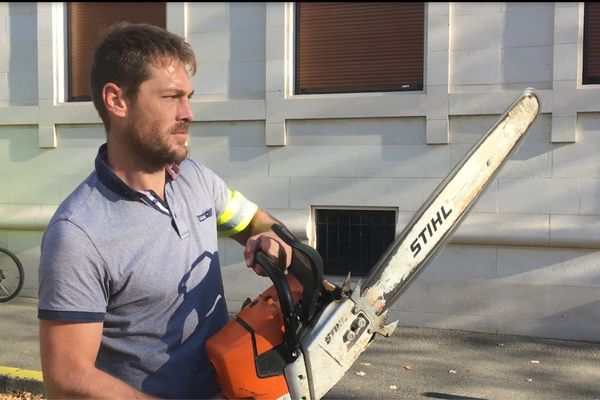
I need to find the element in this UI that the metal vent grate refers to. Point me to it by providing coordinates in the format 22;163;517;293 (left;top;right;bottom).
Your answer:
316;209;396;276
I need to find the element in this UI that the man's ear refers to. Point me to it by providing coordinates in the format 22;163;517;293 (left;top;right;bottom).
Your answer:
102;83;128;118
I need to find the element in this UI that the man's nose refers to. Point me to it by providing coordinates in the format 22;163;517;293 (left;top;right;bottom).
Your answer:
178;98;194;122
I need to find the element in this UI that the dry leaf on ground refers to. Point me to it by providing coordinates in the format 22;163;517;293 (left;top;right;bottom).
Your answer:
0;392;45;400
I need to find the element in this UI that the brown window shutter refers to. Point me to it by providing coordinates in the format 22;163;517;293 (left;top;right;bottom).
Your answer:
68;2;166;101
295;2;424;94
584;3;600;84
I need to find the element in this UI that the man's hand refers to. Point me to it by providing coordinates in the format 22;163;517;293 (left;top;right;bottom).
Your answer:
231;209;294;276
243;231;292;276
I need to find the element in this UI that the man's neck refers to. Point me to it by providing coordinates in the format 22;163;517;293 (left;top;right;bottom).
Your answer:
106;141;167;200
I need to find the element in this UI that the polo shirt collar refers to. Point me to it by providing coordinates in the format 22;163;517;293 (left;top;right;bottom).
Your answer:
94;143;180;200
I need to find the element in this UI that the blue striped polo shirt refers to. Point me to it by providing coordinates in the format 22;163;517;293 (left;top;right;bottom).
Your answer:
38;143;257;399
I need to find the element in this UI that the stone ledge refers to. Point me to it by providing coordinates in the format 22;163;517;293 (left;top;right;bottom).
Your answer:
0;366;44;396
2;205;599;250
0;205;55;230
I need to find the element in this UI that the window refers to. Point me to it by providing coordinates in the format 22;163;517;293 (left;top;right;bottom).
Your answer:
295;2;425;95
315;209;396;276
67;2;166;101
584;2;600;84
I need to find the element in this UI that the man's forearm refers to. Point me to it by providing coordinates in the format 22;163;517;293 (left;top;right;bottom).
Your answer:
234;209;293;273
232;209;281;246
44;365;156;400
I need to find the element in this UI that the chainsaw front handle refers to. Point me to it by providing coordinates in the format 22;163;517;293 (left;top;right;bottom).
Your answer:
254;250;300;361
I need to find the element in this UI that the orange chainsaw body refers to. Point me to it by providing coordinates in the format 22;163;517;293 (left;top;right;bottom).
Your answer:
206;274;303;400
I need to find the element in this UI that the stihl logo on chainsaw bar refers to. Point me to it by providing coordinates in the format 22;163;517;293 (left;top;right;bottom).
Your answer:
409;205;452;258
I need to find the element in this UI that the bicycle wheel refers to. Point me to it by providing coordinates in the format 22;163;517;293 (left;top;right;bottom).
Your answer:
0;247;24;302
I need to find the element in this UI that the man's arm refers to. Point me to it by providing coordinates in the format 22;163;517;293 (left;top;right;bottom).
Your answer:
231;209;292;276
39;320;156;399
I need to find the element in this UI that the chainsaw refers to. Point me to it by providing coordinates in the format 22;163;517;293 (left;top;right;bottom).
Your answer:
206;88;541;400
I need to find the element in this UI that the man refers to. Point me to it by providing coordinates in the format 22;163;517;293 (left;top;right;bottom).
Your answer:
38;22;291;399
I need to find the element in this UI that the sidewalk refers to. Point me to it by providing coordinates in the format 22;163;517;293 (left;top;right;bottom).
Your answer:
2;296;600;399
0;297;42;395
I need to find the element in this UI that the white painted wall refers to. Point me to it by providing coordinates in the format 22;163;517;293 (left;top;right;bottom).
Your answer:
0;2;599;341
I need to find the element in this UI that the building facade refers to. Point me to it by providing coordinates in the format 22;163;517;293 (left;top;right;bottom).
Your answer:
1;2;599;341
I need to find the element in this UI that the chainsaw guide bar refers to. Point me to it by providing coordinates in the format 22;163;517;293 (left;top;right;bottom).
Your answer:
206;88;541;400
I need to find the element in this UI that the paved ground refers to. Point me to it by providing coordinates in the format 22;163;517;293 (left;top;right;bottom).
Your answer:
329;327;600;400
2;296;600;399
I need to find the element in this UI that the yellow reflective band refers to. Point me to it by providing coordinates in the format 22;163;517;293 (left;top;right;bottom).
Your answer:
217;189;258;236
218;209;256;237
217;189;237;226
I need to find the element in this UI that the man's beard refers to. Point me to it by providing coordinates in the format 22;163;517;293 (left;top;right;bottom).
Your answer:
124;119;190;173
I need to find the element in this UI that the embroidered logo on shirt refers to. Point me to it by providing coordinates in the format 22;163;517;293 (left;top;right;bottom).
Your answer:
197;208;213;222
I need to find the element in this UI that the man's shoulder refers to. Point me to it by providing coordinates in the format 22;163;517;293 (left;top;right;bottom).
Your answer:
180;158;208;175
178;158;222;184
49;172;103;227
174;159;229;207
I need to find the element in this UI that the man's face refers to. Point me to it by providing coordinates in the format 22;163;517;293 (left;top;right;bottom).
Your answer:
124;60;194;172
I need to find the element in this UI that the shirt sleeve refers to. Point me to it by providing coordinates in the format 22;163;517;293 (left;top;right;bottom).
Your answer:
37;220;109;322
187;159;258;237
215;188;258;236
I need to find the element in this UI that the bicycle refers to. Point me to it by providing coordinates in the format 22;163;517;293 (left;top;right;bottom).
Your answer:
0;247;24;302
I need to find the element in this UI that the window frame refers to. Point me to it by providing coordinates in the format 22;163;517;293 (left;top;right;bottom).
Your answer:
294;2;425;96
583;2;600;85
66;2;167;102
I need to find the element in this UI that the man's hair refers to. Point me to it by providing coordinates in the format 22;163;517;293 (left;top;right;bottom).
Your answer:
90;22;197;130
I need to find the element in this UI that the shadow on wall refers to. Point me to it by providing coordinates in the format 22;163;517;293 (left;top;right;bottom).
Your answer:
391;245;600;342
228;2;266;100
500;2;553;90
450;2;552;91
8;2;37;107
